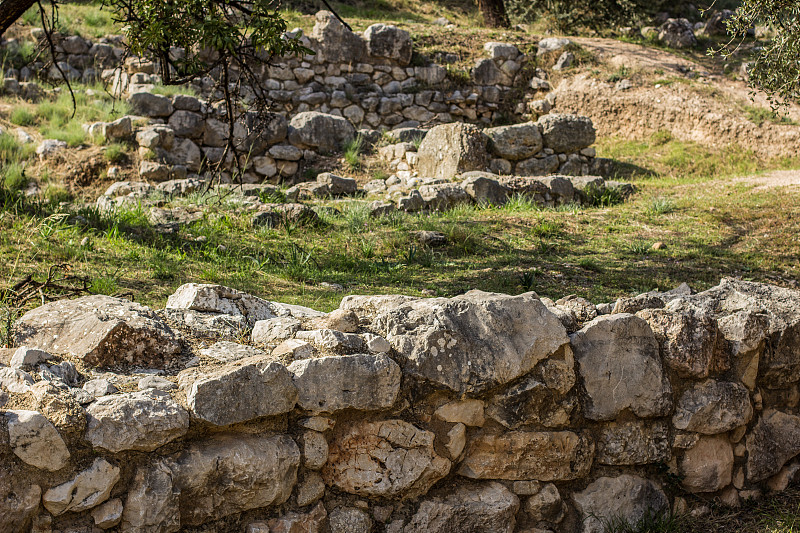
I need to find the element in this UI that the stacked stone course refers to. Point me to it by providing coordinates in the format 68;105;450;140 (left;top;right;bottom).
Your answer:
2;278;800;531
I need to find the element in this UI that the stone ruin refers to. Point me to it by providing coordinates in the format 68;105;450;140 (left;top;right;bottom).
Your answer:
2;277;800;532
3;10;613;189
95;117;628;229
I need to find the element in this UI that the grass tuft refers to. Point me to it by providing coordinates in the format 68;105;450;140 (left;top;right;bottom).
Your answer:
344;135;365;172
647;197;676;216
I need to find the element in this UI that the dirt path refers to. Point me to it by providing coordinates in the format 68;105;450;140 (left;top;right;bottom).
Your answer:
735;169;800;190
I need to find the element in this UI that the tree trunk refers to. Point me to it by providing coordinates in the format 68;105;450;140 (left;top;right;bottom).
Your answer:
0;0;37;36
478;0;509;28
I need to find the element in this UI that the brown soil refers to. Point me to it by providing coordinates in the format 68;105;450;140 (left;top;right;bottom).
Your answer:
735;169;800;191
32;145;139;199
554;38;800;159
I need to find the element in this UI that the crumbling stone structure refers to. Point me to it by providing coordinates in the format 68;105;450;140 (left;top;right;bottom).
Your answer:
2;278;800;532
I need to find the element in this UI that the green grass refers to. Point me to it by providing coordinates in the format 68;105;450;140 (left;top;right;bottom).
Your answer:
150;85;200;98
21;1;119;39
7;84;131;147
742;105;798;127
647;197;677;216
607;65;632;83
0;134;35;193
104;143;128;163
10;107;36;127
2;134;798;315
343;135;365;172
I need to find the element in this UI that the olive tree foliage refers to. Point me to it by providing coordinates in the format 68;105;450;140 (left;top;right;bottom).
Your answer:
504;0;652;33
723;0;800;107
504;0;702;32
115;0;310;177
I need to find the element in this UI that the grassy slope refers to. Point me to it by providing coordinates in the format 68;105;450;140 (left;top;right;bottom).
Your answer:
2;128;798;313
2;2;800;532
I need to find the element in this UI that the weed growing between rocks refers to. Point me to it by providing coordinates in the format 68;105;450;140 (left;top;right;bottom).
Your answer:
603;509;683;533
343;135;366;172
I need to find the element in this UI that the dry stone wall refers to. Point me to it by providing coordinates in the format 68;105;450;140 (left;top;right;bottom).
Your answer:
2;278;800;532
2;12;603;184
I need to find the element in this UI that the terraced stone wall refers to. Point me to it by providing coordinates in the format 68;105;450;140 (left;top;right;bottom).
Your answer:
3;11;586;184
2;277;799;532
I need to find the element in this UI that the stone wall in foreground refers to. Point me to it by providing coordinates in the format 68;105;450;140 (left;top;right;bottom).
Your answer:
2;277;800;532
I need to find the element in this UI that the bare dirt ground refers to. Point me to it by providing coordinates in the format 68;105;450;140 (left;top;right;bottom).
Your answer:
555;38;800;159
735;169;800;190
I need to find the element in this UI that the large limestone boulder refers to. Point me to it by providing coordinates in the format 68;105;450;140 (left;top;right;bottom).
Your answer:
458;430;594;481
485;347;576;429
43;458;120;515
128;91;174;117
373;290;569;394
667;278;800;388
121;460;180;533
0;467;41;533
0;366;34;393
417;123;490;180
364;23;413;65
329;507;373;533
746;410;800;482
164;308;249;340
5;409;70;471
287;353;401;413
486;122;543;161
339;294;419;321
310;10;367;63
679;435;733;493
403;482;519;533
187;359;297;425
537;113;596;154
12;295;181;368
525;483;566;524
168;110;204;137
123;434;300;531
167;283;275;323
637;308;729;379
167;283;322;326
289;111;356;152
85;389;190;453
419;183;472;210
596;420;670;466
573;475;668;533
461;173;512;206
672;380;753;434
472;58;512;85
537;37;571;56
173;434;300;526
571;314;673;420
658;18;697;48
323;419;450;499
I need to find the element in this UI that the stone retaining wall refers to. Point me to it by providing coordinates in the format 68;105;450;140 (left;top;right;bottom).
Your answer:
5;11;546;127
2;277;800;532
3;11;587;183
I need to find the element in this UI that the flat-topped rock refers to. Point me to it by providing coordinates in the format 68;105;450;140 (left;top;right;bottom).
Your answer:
373;290;569;394
12;295;181;368
85;389;189;452
187;359;297;425
288;353;400;413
